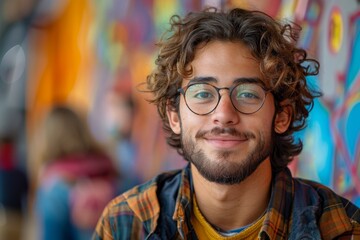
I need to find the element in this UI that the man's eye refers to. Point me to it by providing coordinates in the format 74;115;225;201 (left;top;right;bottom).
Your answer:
238;92;259;99
193;91;214;99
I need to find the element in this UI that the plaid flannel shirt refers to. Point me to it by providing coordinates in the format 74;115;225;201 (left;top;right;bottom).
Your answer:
93;164;360;240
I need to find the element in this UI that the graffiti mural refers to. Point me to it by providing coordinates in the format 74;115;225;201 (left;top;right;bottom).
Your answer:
278;0;360;206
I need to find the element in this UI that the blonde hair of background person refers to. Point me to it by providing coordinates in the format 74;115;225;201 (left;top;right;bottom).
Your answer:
38;106;105;166
28;106;104;183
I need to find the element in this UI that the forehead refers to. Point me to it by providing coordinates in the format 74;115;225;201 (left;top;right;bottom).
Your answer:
184;41;264;86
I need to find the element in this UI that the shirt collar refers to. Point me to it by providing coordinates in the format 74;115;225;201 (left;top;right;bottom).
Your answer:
172;165;354;239
173;165;294;239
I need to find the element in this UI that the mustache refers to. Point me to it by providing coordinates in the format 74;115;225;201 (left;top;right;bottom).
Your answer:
195;127;255;139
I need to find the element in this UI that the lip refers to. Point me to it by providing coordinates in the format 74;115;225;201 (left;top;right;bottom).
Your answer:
204;136;248;149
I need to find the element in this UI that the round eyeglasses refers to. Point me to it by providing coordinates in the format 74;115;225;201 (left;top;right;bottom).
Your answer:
178;82;268;115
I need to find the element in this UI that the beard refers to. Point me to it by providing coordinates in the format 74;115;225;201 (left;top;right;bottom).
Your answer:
182;126;272;185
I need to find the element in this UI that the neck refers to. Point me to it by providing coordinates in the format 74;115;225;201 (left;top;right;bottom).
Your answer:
191;159;272;231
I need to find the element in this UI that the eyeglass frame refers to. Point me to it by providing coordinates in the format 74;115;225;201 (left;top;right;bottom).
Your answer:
177;81;270;116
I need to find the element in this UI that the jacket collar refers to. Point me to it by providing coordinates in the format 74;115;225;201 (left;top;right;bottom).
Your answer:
173;164;193;239
260;168;293;239
143;166;193;239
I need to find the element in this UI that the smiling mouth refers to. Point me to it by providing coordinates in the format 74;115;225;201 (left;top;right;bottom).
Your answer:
204;136;249;149
196;127;254;149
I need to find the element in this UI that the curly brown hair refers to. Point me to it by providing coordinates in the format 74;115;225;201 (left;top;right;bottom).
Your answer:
146;7;322;172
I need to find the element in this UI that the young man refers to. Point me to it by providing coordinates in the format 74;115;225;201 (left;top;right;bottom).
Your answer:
93;7;360;239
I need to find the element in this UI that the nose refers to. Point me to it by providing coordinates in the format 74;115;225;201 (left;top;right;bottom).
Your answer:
211;91;240;126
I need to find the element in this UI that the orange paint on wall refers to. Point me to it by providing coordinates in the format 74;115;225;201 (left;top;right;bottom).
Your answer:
26;0;95;183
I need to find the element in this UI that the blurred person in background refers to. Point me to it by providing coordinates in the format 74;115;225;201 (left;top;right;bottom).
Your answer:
34;105;119;240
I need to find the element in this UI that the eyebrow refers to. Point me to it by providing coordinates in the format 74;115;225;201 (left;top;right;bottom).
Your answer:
188;76;265;87
234;77;266;88
188;76;217;85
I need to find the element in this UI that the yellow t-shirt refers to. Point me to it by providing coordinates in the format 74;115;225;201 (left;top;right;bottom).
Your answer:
191;196;265;240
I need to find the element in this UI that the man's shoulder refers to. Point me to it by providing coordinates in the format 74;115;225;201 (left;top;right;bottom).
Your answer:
103;168;184;220
292;177;360;238
93;168;187;239
294;177;360;219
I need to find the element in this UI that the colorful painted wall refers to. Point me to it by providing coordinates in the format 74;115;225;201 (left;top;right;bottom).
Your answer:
288;0;360;206
0;0;359;206
89;0;360;205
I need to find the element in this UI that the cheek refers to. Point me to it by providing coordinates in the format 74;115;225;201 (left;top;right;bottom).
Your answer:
244;117;273;139
248;104;276;138
259;97;276;131
261;118;275;139
179;106;204;134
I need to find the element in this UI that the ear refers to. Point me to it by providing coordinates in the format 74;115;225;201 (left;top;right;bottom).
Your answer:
274;103;292;134
167;103;181;134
